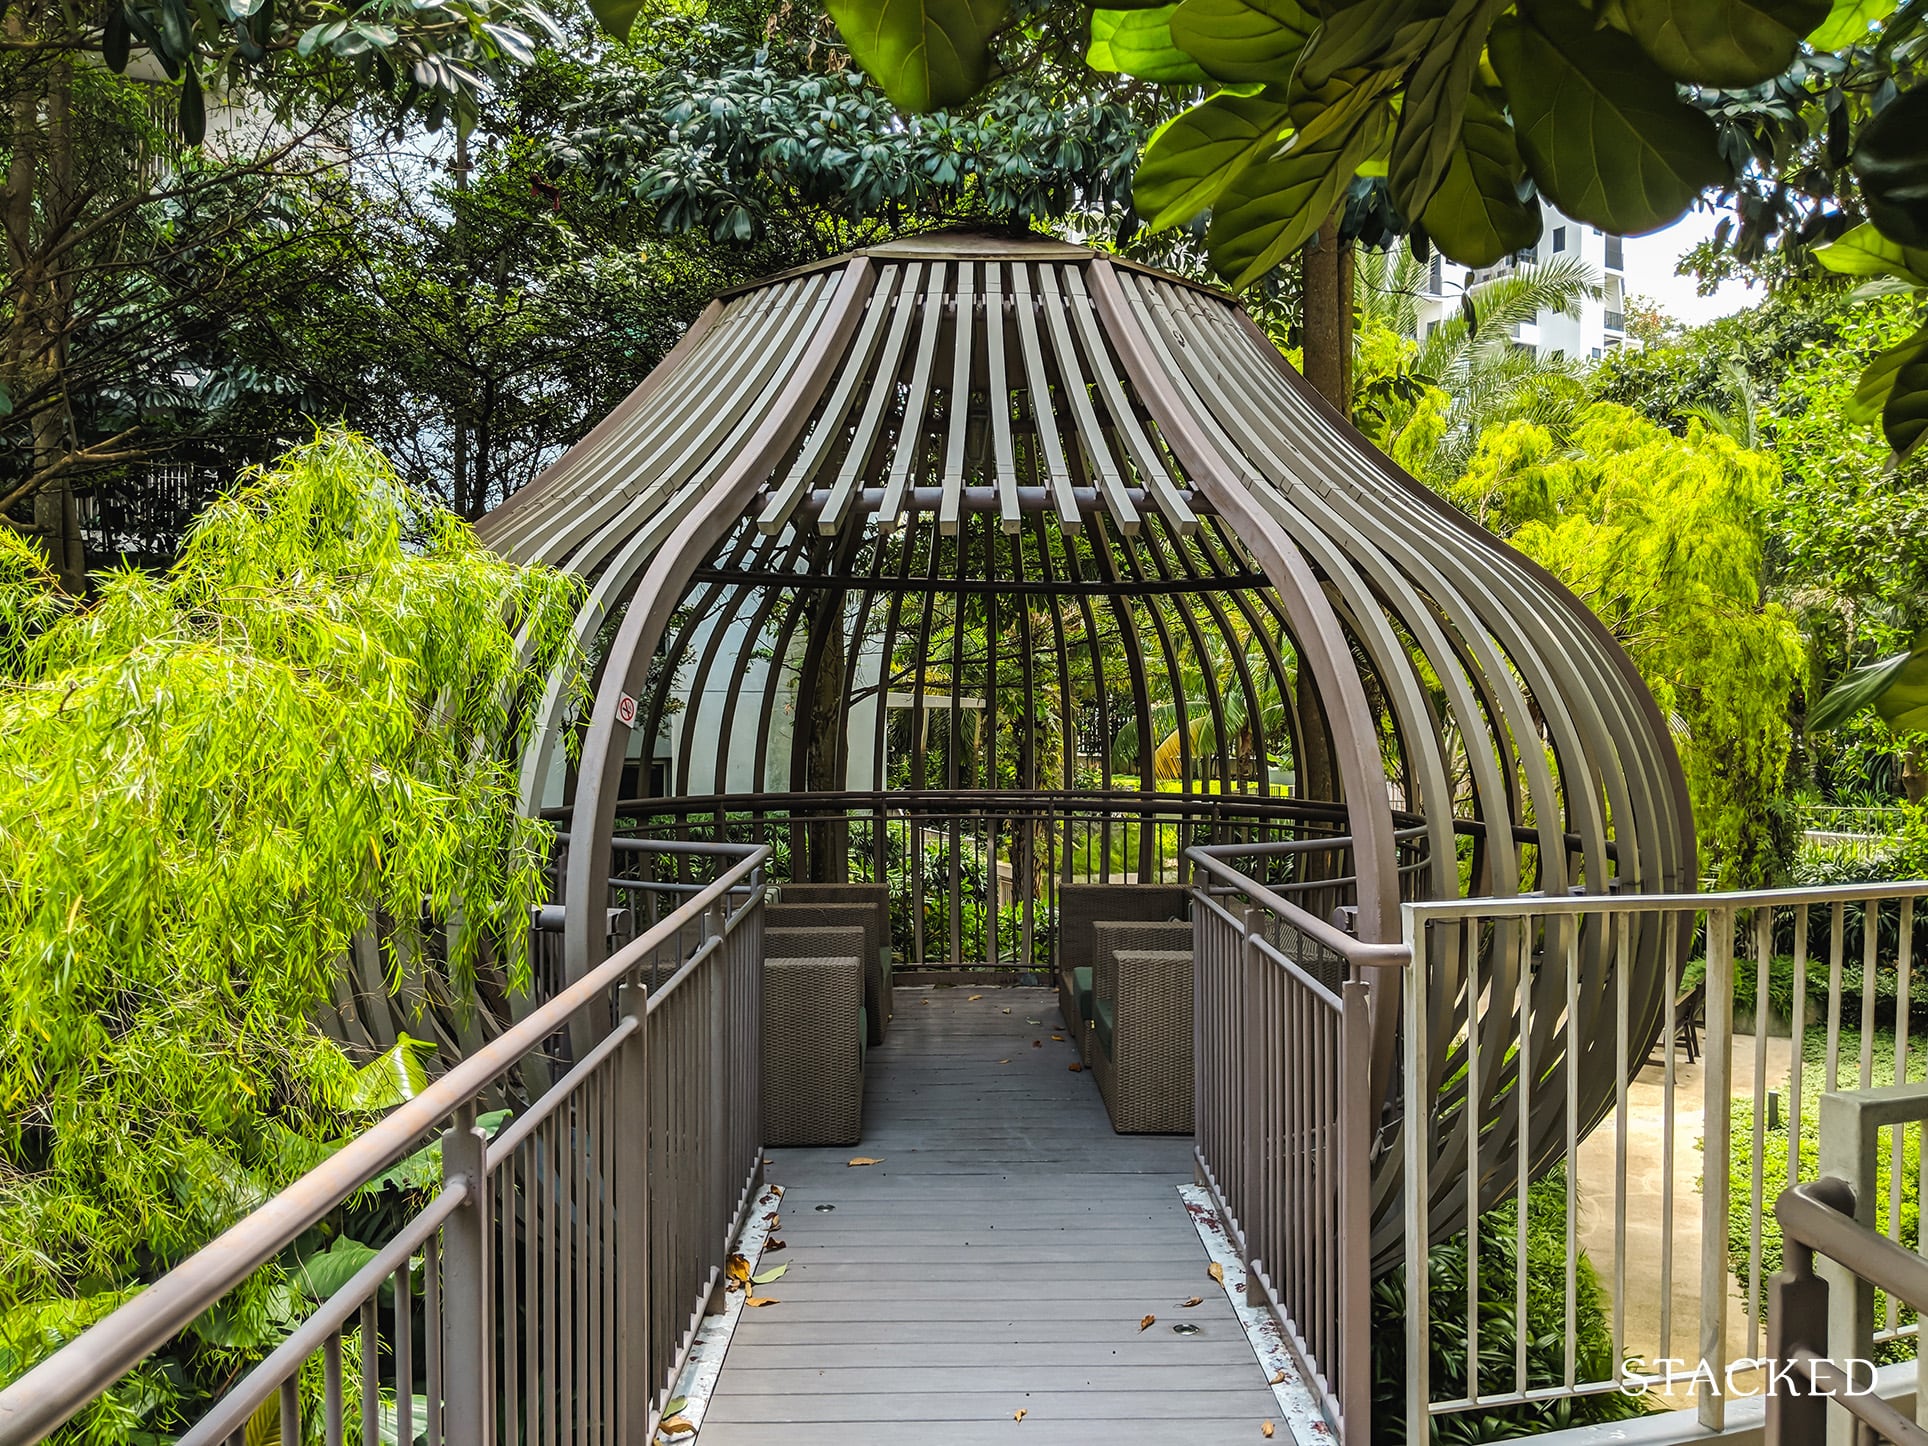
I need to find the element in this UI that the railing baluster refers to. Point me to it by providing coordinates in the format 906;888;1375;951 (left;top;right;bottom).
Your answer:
1701;904;1735;1431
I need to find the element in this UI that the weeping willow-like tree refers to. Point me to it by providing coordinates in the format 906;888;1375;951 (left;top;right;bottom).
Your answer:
0;431;582;1432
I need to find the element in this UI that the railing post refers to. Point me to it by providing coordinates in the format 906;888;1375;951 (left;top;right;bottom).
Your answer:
614;980;652;1437
1818;1091;1879;1446
441;1101;491;1446
1700;905;1734;1431
1340;977;1372;1444
1240;905;1262;1277
1764;1241;1830;1446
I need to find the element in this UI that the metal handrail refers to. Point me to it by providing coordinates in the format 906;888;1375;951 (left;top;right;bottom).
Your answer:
1768;1178;1928;1446
1187;844;1413;968
0;839;769;1445
1403;878;1928;919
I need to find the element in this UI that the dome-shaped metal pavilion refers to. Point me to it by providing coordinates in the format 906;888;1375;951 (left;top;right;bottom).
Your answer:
476;228;1695;1255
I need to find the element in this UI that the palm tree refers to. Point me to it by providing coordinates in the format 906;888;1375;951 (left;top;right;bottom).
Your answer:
1354;244;1602;479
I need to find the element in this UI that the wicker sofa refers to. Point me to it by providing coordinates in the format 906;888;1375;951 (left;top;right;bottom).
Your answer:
1055;884;1188;1062
763;902;890;1048
761;926;868;1146
1091;945;1195;1134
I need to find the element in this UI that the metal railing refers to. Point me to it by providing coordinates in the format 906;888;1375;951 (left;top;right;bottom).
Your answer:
1188;841;1406;1443
1401;881;1928;1441
0;839;769;1446
1769;1165;1928;1446
595;788;1429;973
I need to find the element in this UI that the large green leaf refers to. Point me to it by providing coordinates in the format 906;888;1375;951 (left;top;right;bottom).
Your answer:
1087;7;1211;81
1886;345;1928;459
294;1236;381;1300
1807;0;1897;46
1205;93;1392;287
340;1033;436;1112
1846;322;1928;424
825;0;1008;112
1622;0;1827;87
1490;0;1727;235
1419;84;1543;267
1855;86;1928;249
1388;0;1511;222
1813;222;1928;286
1809;646;1918;732
1168;0;1314;85
1297;0;1439;91
587;0;647;42
1133;89;1294;231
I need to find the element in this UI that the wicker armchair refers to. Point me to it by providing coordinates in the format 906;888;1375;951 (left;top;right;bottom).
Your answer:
761;953;865;1146
1091;946;1194;1134
767;895;892;1045
1055;884;1187;1059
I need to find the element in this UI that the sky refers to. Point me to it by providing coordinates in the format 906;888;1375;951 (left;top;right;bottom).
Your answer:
1622;207;1764;325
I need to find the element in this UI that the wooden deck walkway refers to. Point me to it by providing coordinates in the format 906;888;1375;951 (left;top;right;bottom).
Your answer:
699;986;1286;1443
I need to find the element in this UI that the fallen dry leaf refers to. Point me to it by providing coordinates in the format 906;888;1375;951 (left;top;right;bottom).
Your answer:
660;1416;696;1436
1032;1040;1042;1048
969;994;984;1001
848;1156;882;1167
1270;1371;1286;1385
1181;1297;1203;1308
1263;1423;1275;1438
766;1238;786;1252
1013;1409;1027;1422
997;1058;1011;1065
1068;1062;1083;1073
1208;1261;1225;1285
1139;1314;1156;1331
1050;1034;1064;1041
744;1295;780;1307
1001;1007;1012;1014
726;1253;751;1287
751;1263;788;1284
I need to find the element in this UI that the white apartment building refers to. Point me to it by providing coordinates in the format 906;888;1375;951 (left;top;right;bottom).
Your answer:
1411;198;1642;361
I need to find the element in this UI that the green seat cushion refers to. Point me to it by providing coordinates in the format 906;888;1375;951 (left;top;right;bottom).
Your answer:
1073;966;1094;1023
1094;996;1116;1058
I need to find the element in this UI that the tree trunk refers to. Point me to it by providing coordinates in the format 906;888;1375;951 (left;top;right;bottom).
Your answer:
1299;215;1354;416
791;576;851;881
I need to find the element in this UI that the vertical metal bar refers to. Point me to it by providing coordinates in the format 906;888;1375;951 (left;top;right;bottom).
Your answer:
1750;907;1771;1358
1564;912;1580;1390
1828;902;1846;1093
1464;917;1480;1395
615;987;650;1441
1700;905;1734;1432
1404;906;1431;1442
326;1333;345;1446
1790;904;1810;1191
443;1105;491;1446
396;1258;414;1446
1515;914;1533;1397
425;1233;441;1446
1661;910;1680;1367
1614;911;1630;1383
361;1298;380;1446
281;1375;301;1446
1860;904;1878;1089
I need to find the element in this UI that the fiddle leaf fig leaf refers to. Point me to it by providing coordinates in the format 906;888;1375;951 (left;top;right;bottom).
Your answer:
1845;322;1928;425
1855;87;1928;249
1297;0;1440;92
1168;0;1315;86
1885;345;1928;460
1134;89;1295;232
1622;0;1827;87
1205;93;1393;287
825;0;1008;112
1418;83;1543;267
1807;0;1896;45
1490;0;1726;235
1388;0;1511;222
1087;7;1210;83
1813;222;1928;286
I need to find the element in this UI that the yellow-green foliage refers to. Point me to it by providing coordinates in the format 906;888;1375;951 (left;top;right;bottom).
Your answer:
1452;404;1806;885
0;432;582;1414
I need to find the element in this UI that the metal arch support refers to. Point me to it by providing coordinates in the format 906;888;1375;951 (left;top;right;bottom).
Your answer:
560;259;880;1011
